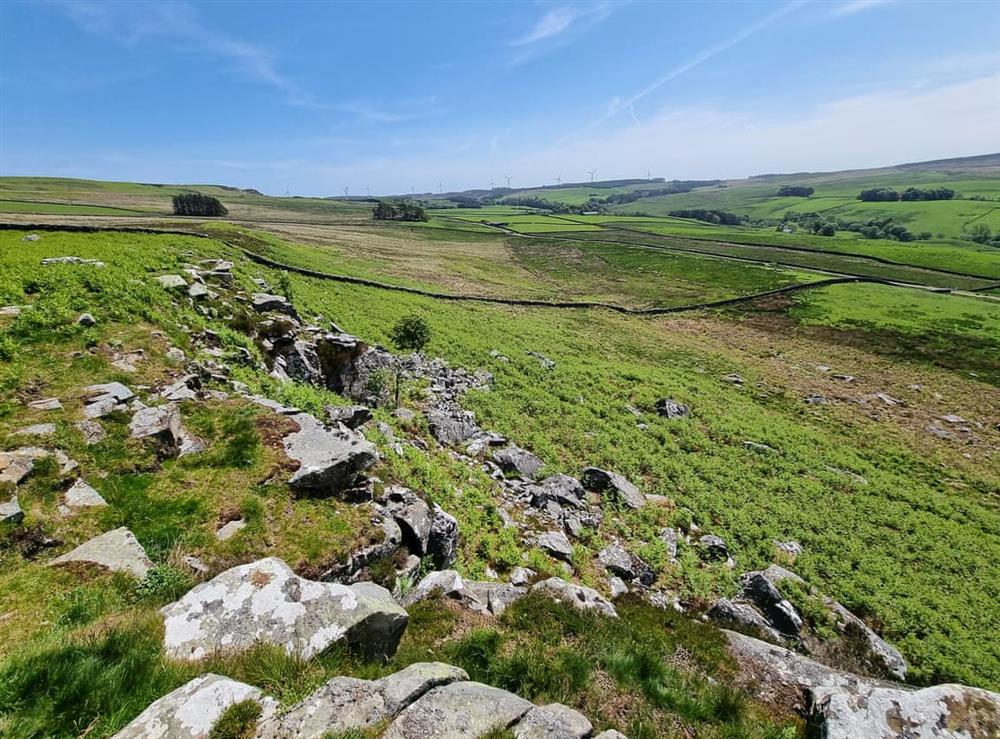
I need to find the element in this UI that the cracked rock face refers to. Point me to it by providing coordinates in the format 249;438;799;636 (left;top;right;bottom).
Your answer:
530;577;617;618
283;413;378;494
514;703;593;739
111;673;279;739
160;557;407;661
580;467;645;510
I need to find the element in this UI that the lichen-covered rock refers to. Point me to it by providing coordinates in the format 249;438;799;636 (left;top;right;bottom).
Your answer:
49;527;152;578
427;504;459;568
813;682;1000;739
426;408;479;445
537;530;573;561
283;413;377;494
1;496;23;524
111;673;278;739
262;662;470;738
598;544;656;586
708;599;786;644
160;557;407;661
325;404;373;429
155;274;188;290
381;681;533;739
530;578;617;618
513;703;593;739
580;467;645;509
13;423;56;437
654;398;690;419
529;474;586;510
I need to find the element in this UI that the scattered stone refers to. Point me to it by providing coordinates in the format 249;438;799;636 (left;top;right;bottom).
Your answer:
723;373;744;385
509;567;535;586
528;473;586;509
537;530;574;561
609;576;628;598
660;527;679;561
872;392;902;407
27;397;62;411
594;732;629;739
939;414;968;425
166;347;186;362
580;467;645;509
248;395;301;415
215;519;246;541
283;412;377;494
187;282;210;299
831;374;854;383
22;234;40;242
161;557;407;661
12;423;56;437
63;479;107;509
155;274;188;290
598;544;656;586
742;440;774;453
775;540;803;556
74;419;106;445
708;599;786;644
805;393;828;405
492;445;544;479
525;351;555;369
514;703;592;739
654;398;690;419
252;293;291;313
530;578;617;618
110;348;144;373
1;496;24;524
698;535;733;565
129;403;205;457
325;404;373;429
426;408;479;445
111;673;279;739
76;313;97;327
50;527;152;578
0;305;22;317
382;486;433;555
393;407;416;422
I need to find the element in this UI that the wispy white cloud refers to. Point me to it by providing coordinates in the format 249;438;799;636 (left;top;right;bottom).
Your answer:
831;0;895;17
508;3;614;64
592;0;805;128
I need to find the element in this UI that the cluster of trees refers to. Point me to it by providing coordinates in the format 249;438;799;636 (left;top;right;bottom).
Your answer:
900;187;956;201
777;211;928;241
373;200;428;221
966;224;1000;246
668;208;747;226
857;187;957;202
776;185;814;197
172;192;228;217
599;180;721;205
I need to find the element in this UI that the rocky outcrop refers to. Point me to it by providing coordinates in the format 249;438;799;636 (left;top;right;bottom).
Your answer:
111;674;279;739
282;412;378;495
580;467;645;509
725;630;999;738
63;479;107;510
492;445;544;479
1;495;24;524
49;527;152;578
514;703;593;739
530;577;617;618
598;544;656;586
129;403;206;458
160;557;407;661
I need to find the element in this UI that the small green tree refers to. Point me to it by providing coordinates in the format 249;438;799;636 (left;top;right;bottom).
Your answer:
389;315;431;406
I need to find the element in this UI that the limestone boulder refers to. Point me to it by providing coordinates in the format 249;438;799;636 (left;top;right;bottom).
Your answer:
283;413;377;494
513;703;592;739
530;578;617;618
111;674;278;739
381;681;533;739
160;557;407;661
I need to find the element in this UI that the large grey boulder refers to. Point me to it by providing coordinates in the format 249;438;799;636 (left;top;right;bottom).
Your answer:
530;474;586;510
654;398;690;419
530;578;617;618
402;569;470;607
426;409;479;445
381;681;533;739
252;293;291;313
708;598;786;644
283;412;377;494
580;467;645;509
111;674;278;739
261;662;469;738
598;544;656;586
63;479;107;509
160;557;407;661
325;404;373;429
537;530;573;561
403;571;527;617
155;274;188;290
514;703;593;739
492;446;544;479
382;486;432;555
739;572;803;636
82;382;134;419
813;682;1000;739
49;527;152;578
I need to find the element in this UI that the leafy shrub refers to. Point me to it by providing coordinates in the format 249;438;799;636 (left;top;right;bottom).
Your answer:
131;565;194;604
389;314;431;353
173;192;228;217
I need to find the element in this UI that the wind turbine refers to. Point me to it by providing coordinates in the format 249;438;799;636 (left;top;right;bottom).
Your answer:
366;186;371;197
438;183;443;194
505;175;511;189
490;180;495;190
343;186;349;197
647;168;652;181
586;169;596;183
555;173;562;186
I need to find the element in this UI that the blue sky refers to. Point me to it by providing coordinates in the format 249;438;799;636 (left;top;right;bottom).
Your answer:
1;0;998;195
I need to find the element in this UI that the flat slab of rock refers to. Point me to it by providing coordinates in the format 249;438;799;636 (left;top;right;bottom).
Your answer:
325;404;373;429
252;293;290;312
50;527;152;578
27;397;62;411
112;673;278;739
64;479;107;509
426;409;479;445
155;274;188;289
261;662;469;738
161;557;407;661
1;496;23;524
215;519;246;541
75;419;107;445
514;703;592;739
580;467;645;509
129;403;206;457
530;577;617;618
537;530;573;561
381;680;533;739
13;423;56;437
82;382;134;419
283;413;377;494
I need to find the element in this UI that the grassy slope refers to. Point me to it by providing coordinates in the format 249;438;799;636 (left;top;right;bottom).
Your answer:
0;223;998;735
